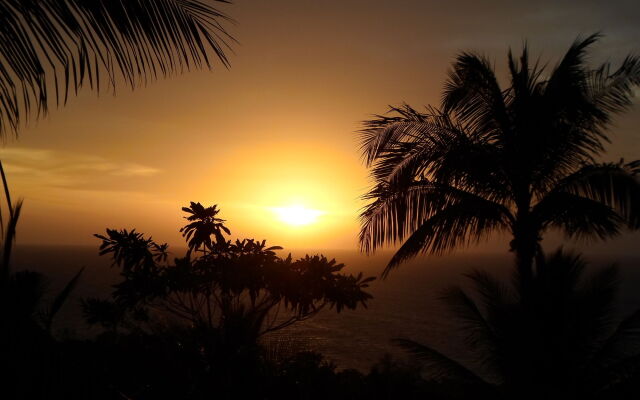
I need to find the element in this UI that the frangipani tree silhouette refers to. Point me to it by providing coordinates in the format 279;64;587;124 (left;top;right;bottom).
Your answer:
85;204;375;347
180;202;230;256
0;0;233;138
359;34;640;290
394;250;640;399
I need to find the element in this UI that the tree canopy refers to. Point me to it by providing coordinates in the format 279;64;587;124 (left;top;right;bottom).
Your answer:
85;204;375;341
359;34;640;282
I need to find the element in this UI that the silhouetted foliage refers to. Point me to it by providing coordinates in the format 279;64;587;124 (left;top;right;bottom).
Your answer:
0;170;84;399
0;0;234;138
180;202;230;255
71;203;380;398
395;249;640;399
86;203;374;349
1;171;82;333
359;34;640;289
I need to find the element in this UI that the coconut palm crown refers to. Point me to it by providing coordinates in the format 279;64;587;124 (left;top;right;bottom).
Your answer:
359;34;640;285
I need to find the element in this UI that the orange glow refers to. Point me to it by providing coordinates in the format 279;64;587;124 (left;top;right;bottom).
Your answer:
6;1;639;255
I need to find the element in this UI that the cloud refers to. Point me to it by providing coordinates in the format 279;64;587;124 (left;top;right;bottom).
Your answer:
0;147;160;189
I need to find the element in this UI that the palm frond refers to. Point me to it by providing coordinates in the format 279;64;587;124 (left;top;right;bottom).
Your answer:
593;353;640;393
533;191;624;241
43;267;85;332
359;104;433;167
440;283;503;372
361;107;510;204
574;264;619;349
532;35;640;193
536;249;587;291
544;161;640;230
507;42;546;100
392;338;493;387
1;199;22;282
381;195;511;276
544;33;601;105
465;269;514;316
360;180;511;256
0;0;234;138
587;54;640;120
593;310;640;368
0;160;13;217
442;52;509;142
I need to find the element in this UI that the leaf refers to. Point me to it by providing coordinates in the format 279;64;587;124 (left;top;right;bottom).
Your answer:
44;267;85;332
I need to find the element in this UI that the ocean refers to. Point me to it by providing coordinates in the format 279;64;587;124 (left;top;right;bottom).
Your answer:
10;245;640;372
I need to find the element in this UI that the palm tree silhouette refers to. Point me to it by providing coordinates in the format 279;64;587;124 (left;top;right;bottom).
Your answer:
395;250;640;399
359;34;640;289
0;0;233;138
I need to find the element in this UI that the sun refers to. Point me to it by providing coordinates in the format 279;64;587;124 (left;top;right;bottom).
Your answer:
272;205;324;226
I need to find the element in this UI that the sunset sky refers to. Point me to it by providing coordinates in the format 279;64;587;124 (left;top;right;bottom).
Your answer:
3;0;640;254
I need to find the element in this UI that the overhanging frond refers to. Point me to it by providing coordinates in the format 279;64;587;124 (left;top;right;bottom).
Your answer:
381;195;511;276
533;34;640;193
361;106;510;204
587;54;640;120
533;191;624;241
392;338;492;387
0;0;234;138
544;161;640;230
359;104;442;167
439;274;511;373
593;310;640;368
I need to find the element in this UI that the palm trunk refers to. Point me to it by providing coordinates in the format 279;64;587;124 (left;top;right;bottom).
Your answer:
512;199;539;300
514;236;536;293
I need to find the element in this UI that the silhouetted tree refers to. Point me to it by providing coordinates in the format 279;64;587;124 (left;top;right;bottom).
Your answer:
395;250;640;399
180;202;230;255
0;0;233;138
86;204;375;348
359;34;640;290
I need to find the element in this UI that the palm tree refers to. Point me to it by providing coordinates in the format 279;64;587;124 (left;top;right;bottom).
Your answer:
0;0;233;138
395;250;640;399
359;34;640;289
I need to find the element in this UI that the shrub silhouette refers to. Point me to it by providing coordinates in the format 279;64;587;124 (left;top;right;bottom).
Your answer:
85;203;375;352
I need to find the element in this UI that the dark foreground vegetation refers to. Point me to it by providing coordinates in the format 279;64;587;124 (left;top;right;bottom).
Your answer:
4;201;383;399
354;33;640;399
3;199;640;399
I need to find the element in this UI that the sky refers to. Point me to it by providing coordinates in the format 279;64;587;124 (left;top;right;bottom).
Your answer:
2;0;640;256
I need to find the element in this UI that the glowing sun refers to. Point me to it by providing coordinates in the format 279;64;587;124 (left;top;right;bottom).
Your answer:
272;205;324;226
